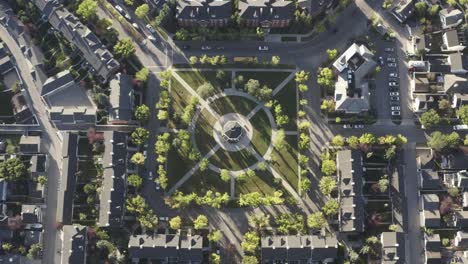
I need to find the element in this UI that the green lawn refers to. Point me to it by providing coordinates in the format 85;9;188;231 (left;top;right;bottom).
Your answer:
166;148;193;190
235;71;292;90
176;70;231;94
209;148;258;171
274;79;298;131
271;135;299;191
250;109;272;156
235;170;278;196
169;76;192;128
77;160;98;182
179;169;230;195
194;108;218;156
0;91;13;116
210;95;258;116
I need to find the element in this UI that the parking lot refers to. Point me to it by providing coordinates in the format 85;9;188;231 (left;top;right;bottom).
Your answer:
371;38;402;122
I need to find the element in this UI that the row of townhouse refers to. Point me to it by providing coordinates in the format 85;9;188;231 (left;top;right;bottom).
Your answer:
176;0;329;28
417;147;468;263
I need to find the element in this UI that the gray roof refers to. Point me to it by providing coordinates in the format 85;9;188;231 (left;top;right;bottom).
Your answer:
19;135;41;154
61;225;87;264
456;231;468;247
179;235;204;262
24;230;42;247
425;234;441;263
239;0;294;21
440;8;463;27
456;211;468;227
449;52;466;72
21;204;41;224
422;194;440;228
109;73;134;122
33;0;119;81
444;29;462;48
177;0;232;21
381;232;404;263
421;170;441;190
98;131;127;227
0;56;13;74
57;133;78;225
261;235;338;262
391;0;415;23
128;234;181;260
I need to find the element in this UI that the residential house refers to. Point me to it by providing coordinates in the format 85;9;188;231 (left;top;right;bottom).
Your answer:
98;131;128;227
261;235;338;263
421;194;441;228
176;0;232;27
429;53;468;74
455;211;468;228
455;231;468;247
33;0;120;82
11;93;35;124
109;73;134;124
41;71;96;125
391;0;415;23
239;0;295;28
380;232;404;263
452;93;468;108
19;135;41;154
128;234;204;263
442;29;465;52
332;43;376;114
57;133;78;225
297;0;331;17
60;225;87;264
0;54;13;75
337;150;365;233
424;233;442;264
440;8;464;29
444;170;468;189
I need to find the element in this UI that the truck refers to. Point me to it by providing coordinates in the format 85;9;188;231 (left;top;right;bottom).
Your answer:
454;125;468;130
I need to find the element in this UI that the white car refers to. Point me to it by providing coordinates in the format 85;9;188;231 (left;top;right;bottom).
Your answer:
389;81;398;87
258;46;269;51
391;106;400;111
387;57;396;63
159;216;169;221
201;46;212;50
390;96;400;101
385;48;394;52
132;23;139;29
388;63;397;67
146;24;156;34
389;72;398;78
391;111;401;116
354;124;364;128
115;5;124;13
343;124;352;128
148;171;153;180
390;92;400;96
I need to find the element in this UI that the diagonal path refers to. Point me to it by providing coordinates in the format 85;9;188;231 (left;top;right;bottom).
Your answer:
167;144;221;194
272;71;297;96
171;71;221;119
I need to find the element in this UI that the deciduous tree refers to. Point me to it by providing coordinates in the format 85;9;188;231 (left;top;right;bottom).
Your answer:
114;39;135;59
77;0;97;21
307;212;326;229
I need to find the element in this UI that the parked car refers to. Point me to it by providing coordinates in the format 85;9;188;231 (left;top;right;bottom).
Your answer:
388;63;397;67
146;24;156;34
159;216;169;221
148;171;153;180
389;81;398;87
385;47;394;52
217;46;225;50
390;92;400;96
389;72;398;78
391;111;401;116
354;124;364;128
182;45;191;50
115;5;124;13
343;124;352;128
132;23;139;29
390;101;400;106
390;96;400;101
259;45;269;51
154;179;160;190
387;57;396;63
391;106;401;111
201;46;212;50
454;125;468;130
378;56;384;65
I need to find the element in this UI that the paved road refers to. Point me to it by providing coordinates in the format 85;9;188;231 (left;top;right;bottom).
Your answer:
0;25;62;264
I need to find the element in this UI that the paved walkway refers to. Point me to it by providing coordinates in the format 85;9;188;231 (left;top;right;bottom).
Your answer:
272;71;296;96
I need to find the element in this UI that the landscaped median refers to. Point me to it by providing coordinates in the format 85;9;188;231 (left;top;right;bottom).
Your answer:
153;63;309;208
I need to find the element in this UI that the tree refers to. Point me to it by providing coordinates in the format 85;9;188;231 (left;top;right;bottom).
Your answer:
420;109;441;128
320;99;335;112
323;199;340;216
114;39;135;59
299;178;311;194
135;67;150;82
307;212;326;229
378;176;389;192
37;175;47;186
124;0;134;5
26;243;42;259
273;129;286;150
427;131;449;152
169;216;182;230
220;169;230;182
331;135;345;146
197;82;216;98
415;2;427;17
77;0;97;21
0;158;26;181
210;253;221;264
135;104;150;123
137;209;159;230
199;159;209;171
242;256;259;264
298;84;308;92
295;70;309;83
347;136;360;149
457;105;468;124
448;187;459;197
299;133;310;150
130;152;146;165
158;110;168;120
135;4;149;19
241;231;260;253
193;215;208;230
447;132;460;147
271;56;280;65
131;127;150;146
385;145;396;160
189;56;198;64
127;174;143;188
126;195;147;214
382;0;392;9
326;49;338;60
319;176;336;196
389;224;398;231
248;213;270;230
359;133;376;145
321;160;336;175
208;230;222;243
317;67;334;88
258;162;267;171
464;135;468;146
256;27;265;38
